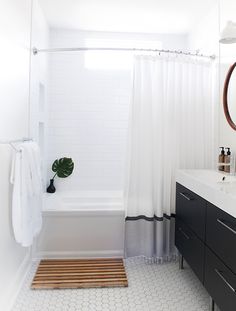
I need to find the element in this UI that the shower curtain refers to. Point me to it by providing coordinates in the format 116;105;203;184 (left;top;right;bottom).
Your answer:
125;54;217;261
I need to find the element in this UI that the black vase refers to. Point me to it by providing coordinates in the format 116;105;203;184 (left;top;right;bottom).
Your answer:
47;179;56;193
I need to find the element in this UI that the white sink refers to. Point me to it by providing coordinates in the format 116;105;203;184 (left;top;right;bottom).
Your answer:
181;169;236;184
176;169;236;218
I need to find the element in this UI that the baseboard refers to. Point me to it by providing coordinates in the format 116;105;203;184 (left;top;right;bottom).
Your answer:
33;250;124;260
2;250;32;311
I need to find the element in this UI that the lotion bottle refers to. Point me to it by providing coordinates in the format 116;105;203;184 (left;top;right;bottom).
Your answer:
224;147;231;173
219;147;225;171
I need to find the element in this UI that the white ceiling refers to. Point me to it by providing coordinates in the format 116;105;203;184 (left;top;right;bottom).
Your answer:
39;0;218;34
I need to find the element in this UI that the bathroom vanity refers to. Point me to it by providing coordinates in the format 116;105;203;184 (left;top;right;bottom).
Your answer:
175;170;236;311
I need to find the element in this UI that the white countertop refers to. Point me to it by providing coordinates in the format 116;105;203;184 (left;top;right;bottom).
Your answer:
176;169;236;219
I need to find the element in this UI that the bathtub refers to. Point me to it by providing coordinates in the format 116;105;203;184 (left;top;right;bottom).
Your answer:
34;191;125;259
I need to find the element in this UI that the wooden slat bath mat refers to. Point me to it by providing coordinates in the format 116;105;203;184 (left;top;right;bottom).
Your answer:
31;258;128;289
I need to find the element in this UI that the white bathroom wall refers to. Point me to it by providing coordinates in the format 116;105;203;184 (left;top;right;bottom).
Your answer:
47;29;188;192
188;3;219;56
0;0;32;309
188;0;236;159
188;2;220;163
219;0;236;152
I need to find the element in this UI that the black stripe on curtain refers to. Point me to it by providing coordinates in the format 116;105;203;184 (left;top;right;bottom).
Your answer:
125;213;176;222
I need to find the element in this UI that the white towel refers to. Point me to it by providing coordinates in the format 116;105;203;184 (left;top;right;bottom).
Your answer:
10;142;43;247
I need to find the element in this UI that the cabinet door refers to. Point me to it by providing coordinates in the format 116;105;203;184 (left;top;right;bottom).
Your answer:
206;202;236;273
205;247;236;311
176;183;207;241
175;219;205;283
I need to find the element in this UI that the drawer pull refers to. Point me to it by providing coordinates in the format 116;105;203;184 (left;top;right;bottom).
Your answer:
179;192;193;201
217;219;236;235
178;227;190;240
215;269;236;293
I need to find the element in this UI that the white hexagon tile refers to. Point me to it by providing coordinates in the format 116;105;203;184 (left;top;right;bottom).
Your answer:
12;258;217;311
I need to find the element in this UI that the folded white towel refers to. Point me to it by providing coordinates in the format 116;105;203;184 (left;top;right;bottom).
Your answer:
11;142;43;247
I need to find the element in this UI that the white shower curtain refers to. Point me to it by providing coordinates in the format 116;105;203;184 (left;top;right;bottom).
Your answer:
125;54;216;260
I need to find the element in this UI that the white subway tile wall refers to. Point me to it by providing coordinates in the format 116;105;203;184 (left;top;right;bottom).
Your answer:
47;30;188;192
47;33;131;191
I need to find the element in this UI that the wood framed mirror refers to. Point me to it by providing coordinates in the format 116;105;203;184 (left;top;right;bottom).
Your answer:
223;62;236;131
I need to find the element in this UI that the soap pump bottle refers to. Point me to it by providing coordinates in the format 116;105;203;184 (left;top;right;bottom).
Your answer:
224;147;231;173
219;147;225;171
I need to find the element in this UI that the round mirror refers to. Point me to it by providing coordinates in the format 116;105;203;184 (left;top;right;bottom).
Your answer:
223;62;236;131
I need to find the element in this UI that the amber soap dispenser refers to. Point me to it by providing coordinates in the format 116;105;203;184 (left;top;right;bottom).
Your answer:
218;147;225;171
224;147;231;173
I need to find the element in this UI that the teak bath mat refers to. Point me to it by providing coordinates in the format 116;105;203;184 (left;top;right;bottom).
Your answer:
31;258;128;289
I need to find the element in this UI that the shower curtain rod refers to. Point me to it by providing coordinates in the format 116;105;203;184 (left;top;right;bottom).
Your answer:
32;47;215;59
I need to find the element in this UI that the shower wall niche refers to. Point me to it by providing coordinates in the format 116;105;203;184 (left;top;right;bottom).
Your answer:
31;80;48;189
38;82;47;188
38;82;46;151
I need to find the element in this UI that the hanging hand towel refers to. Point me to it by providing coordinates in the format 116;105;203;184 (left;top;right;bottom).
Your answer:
10;142;43;247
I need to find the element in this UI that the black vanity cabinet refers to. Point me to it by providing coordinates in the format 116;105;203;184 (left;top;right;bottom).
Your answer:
175;183;206;283
175;182;236;311
205;203;236;311
206;203;236;273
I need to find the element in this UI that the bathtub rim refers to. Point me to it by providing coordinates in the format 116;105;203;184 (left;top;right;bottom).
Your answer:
42;208;125;217
43;190;125;217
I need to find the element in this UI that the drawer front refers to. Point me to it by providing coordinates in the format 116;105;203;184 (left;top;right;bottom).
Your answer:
175;219;205;283
176;183;206;241
205;247;236;311
206;202;236;273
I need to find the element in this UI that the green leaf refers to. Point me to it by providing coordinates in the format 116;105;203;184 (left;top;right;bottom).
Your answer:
52;157;74;178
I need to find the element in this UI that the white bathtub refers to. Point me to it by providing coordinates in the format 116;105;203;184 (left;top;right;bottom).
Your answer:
43;191;124;215
34;191;125;259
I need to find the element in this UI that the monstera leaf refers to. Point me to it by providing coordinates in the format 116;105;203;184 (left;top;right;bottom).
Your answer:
52;157;74;178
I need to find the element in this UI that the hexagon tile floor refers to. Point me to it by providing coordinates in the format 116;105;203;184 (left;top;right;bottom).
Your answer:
12;258;215;311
